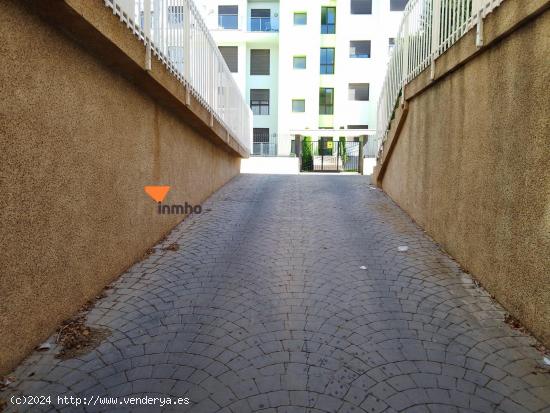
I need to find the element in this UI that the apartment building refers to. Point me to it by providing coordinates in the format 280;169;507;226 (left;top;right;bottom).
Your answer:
196;0;407;155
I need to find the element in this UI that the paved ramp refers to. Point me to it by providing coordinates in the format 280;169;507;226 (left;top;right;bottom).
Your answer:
2;175;549;412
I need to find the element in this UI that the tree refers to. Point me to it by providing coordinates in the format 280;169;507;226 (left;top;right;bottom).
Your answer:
302;136;313;171
338;137;348;169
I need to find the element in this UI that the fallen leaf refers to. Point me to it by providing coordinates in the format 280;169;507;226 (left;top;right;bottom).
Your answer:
36;342;52;351
163;243;179;251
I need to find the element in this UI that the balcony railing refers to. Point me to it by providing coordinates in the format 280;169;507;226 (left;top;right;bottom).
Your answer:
104;0;252;153
252;143;277;156
218;14;238;30
249;17;278;32
375;0;505;158
363;137;379;158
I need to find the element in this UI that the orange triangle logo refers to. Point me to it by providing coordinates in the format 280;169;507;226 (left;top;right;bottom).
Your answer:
144;186;171;203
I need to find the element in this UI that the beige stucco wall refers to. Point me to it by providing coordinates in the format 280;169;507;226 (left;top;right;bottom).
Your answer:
0;0;240;373
380;9;550;345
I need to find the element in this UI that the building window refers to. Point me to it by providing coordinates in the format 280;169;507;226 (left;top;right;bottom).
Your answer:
292;99;305;112
319;88;334;115
219;46;238;73
389;38;396;53
351;0;372;14
167;6;184;25
349;83;370;101
390;0;409;11
320;48;335;74
293;56;306;69
250;89;270;115
348;124;369;129
251;9;271;31
253;128;269;154
167;46;184;73
350;40;371;58
253;128;270;155
253;128;270;143
218;5;238;29
250;49;270;75
321;7;336;34
294;12;307;25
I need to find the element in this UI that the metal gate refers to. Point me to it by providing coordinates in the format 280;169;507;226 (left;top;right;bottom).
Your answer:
301;140;360;172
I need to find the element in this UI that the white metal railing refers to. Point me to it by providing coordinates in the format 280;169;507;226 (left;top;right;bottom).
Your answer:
375;0;505;157
104;0;252;153
364;137;379;158
252;143;278;156
249;17;279;32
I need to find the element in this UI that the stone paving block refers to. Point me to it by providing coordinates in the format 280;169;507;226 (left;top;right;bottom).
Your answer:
267;390;291;408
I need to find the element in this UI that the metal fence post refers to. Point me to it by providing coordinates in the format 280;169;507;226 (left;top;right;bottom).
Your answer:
358;136;365;175
294;135;302;171
183;0;191;104
473;0;484;47
144;0;152;71
210;45;215;116
294;135;301;157
401;17;410;104
430;0;442;79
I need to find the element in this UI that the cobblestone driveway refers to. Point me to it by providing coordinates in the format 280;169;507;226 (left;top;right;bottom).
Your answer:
3;174;549;413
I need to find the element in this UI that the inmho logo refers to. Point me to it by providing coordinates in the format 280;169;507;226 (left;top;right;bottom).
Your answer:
144;186;171;203
144;186;202;215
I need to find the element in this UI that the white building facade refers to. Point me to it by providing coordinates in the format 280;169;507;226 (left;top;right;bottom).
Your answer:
196;0;407;156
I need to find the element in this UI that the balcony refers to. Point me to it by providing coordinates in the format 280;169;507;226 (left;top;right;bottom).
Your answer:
249;17;278;32
252;142;278;156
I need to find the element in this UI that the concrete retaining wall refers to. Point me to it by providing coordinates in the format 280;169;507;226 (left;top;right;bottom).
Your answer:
0;0;242;373
374;0;550;345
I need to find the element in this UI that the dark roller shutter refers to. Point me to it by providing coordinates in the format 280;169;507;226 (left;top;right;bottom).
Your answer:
253;128;270;143
219;46;238;72
218;5;238;14
250;49;270;75
251;9;270;18
349;83;370;101
350;0;372;14
390;0;409;11
250;89;269;101
350;40;371;57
